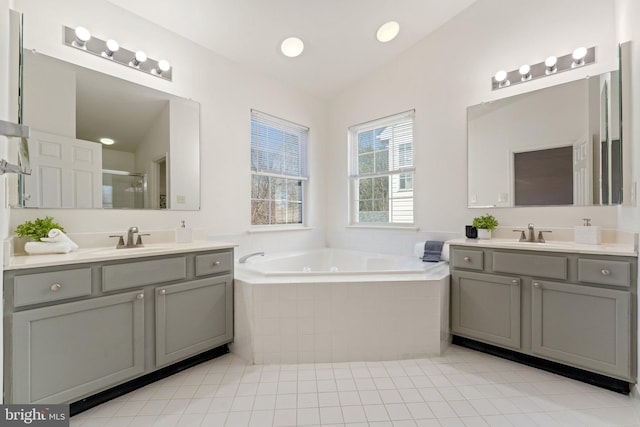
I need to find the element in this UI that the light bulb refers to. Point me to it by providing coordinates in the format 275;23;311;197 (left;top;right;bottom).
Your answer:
74;26;91;48
519;64;531;81
103;39;119;58
280;37;304;58
130;51;147;67
99;138;115;145
572;46;587;67
494;70;509;88
376;21;400;43
158;60;170;72
545;56;557;74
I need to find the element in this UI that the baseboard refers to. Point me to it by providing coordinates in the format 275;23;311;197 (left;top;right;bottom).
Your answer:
452;335;631;394
70;344;229;416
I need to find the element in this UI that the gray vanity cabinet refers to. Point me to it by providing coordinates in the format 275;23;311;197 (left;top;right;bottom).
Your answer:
156;275;233;367
451;271;521;349
449;244;636;381
11;290;145;404
4;247;234;404
531;280;630;379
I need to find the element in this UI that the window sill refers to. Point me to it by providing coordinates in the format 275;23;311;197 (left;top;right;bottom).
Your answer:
346;225;419;231
248;226;314;234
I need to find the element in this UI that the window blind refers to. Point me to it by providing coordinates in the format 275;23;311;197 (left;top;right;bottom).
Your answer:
251;110;309;179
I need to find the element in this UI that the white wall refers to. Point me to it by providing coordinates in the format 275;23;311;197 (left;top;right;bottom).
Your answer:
326;0;619;254
102;149;135;172
8;0;328;254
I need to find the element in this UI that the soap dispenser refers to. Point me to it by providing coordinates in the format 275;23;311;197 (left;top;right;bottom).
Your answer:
574;218;601;245
176;220;192;243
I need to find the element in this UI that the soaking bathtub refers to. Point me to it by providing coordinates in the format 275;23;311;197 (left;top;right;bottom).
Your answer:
232;248;450;364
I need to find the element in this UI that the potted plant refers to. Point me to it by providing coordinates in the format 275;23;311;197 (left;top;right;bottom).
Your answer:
472;213;499;239
15;216;66;254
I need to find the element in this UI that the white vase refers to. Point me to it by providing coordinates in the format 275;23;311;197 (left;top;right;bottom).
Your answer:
477;229;491;240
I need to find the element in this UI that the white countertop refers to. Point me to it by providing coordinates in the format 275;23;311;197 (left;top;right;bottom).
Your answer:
447;238;637;257
4;241;238;270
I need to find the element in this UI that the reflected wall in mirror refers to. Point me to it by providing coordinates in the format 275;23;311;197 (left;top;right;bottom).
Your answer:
467;69;621;208
17;50;200;210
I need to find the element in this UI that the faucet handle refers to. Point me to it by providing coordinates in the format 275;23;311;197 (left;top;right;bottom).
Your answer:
537;230;552;243
512;230;526;242
136;233;150;246
109;235;125;248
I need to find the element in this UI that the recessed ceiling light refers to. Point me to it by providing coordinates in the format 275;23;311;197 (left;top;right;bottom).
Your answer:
100;138;115;145
376;21;400;43
280;37;304;58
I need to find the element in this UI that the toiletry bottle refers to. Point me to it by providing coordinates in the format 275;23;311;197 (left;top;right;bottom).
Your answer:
176;220;192;243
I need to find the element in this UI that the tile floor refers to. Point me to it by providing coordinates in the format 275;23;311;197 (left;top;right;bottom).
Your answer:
71;345;640;427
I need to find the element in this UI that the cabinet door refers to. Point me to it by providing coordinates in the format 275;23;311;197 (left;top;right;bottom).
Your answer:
12;290;145;404
451;271;521;349
155;275;233;367
531;280;631;380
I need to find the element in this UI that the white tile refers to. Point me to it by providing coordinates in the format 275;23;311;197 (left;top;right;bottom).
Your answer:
224;411;251;427
342;405;367;423
231;395;255;412
275;394;297;409
273;409;297;427
127;415;158;427
364;404;390;422
385;403;412;421
297;407;320;426
319;406;344;424
297;393;319;408
318;391;341;407
339;391;362;406
253;394;277;411
277;381;297;394
406;402;434;419
248;410;274;427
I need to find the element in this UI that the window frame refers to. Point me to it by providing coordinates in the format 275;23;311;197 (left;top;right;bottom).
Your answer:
348;110;415;226
250;110;309;228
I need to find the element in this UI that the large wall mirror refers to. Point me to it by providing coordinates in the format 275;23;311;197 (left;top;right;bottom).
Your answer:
16;50;200;210
467;63;623;208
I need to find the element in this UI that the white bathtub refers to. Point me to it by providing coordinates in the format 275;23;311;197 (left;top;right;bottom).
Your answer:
233;248;450;364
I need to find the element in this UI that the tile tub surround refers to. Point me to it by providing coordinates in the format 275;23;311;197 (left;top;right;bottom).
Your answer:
232;271;450;365
70;345;640;427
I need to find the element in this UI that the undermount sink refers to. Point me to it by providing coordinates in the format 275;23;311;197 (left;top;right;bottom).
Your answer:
85;244;174;255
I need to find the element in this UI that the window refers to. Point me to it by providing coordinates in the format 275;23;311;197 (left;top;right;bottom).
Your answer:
349;110;414;224
250;110;309;226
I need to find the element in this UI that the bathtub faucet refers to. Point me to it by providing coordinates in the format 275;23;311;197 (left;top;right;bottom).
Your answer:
239;251;265;263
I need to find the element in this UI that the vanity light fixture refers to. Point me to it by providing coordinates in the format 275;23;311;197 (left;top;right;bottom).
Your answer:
63;25;172;81
99;138;115;146
491;46;595;91
376;21;400;43
103;39;119;58
73;26;91;48
280;37;304;58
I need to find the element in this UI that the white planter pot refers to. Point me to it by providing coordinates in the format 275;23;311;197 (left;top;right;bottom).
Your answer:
477;229;492;239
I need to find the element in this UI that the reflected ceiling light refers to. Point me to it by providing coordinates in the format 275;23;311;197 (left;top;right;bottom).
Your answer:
494;70;509;88
572;46;587;67
519;64;531;81
130;50;147;68
376;21;400;43
280;37;304;58
73;26;91;48
545;56;558;74
99;138;115;146
63;25;173;81
103;39;119;58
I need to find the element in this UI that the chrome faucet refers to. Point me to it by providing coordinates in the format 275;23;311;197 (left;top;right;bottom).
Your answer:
109;226;149;249
512;223;552;243
239;252;265;263
127;226;139;247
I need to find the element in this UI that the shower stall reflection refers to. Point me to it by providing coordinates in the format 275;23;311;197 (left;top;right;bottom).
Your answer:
102;170;146;209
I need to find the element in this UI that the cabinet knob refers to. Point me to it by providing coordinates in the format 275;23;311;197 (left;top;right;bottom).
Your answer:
50;283;62;292
511;279;519;285
213;261;221;266
601;269;611;276
533;282;541;288
136;293;144;300
463;256;471;262
159;289;166;295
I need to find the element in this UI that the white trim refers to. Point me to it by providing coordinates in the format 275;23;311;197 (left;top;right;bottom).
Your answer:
346;225;419;231
248;226;314;234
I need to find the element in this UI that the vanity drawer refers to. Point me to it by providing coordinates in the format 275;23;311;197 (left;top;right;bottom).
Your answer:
196;251;232;277
493;252;567;280
451;248;484;271
578;259;630;287
14;268;92;307
103;257;186;292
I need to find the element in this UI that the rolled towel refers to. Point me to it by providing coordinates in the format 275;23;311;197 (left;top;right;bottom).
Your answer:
25;241;74;254
40;228;78;250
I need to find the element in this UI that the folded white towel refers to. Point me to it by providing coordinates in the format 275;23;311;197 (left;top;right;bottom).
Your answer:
40;228;78;250
414;241;450;262
25;241;74;254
